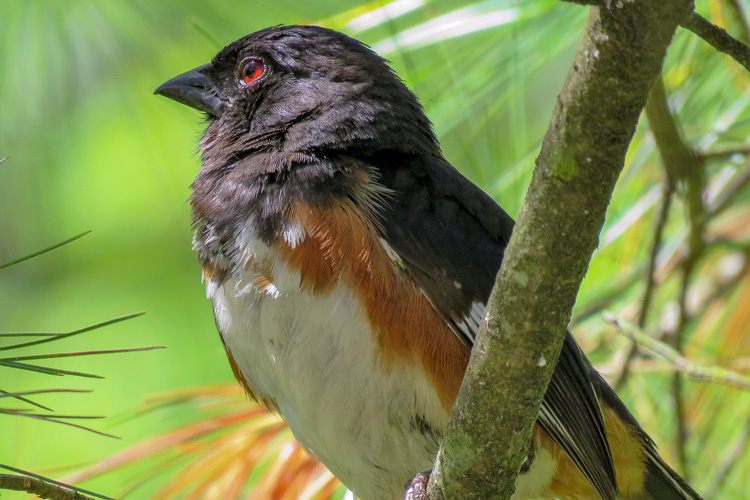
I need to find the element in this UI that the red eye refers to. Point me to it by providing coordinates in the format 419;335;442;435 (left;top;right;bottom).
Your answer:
240;58;265;86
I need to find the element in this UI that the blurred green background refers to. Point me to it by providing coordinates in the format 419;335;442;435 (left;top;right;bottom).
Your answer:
1;0;749;499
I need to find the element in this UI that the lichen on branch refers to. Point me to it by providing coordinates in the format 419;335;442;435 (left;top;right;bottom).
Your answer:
427;2;695;499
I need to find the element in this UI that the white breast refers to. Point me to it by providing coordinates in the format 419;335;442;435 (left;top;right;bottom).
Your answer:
207;235;448;500
205;231;556;500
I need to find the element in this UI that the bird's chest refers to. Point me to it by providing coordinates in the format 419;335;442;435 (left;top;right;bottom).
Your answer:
205;232;449;500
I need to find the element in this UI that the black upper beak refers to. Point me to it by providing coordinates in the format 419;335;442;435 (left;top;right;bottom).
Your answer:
154;64;223;116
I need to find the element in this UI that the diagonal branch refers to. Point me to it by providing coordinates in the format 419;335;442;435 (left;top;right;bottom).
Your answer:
625;74;706;475
426;2;694;499
682;11;750;73
611;179;673;391
561;2;750;74
0;474;96;500
605;315;750;391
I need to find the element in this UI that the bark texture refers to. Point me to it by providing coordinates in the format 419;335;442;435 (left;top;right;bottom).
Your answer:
427;2;695;499
0;474;96;500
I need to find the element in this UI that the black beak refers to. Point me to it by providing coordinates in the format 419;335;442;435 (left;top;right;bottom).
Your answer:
154;64;223;116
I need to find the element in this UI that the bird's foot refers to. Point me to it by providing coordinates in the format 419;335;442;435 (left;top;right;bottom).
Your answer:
404;472;430;500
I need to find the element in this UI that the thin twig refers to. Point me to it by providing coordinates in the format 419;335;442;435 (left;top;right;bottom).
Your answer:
2;346;164;362
0;410;119;438
0;231;91;270
643;163;750;285
688;249;750;313
640;75;706;477
0;389;92;400
0;387;54;411
0;474;96;500
0;473;100;500
605;315;750;391
682;12;750;74
700;144;750;160
604;247;750;379
612;180;674;390
0;312;145;352
707;157;750;215
674;164;706;482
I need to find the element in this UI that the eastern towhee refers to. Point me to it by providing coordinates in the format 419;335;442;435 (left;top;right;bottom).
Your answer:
155;25;703;500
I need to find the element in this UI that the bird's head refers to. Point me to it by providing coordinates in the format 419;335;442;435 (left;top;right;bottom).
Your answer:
155;25;439;172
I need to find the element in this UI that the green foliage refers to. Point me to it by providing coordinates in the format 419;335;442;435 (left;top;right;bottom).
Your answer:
1;0;749;499
0;232;151;498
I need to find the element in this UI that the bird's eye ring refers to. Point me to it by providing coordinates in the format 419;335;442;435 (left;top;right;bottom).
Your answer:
238;58;266;86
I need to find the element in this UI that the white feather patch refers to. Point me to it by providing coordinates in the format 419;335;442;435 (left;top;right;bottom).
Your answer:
379;237;404;267
456;301;486;341
207;232;448;500
204;228;556;499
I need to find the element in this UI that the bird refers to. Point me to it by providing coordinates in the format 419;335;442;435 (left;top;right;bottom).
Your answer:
154;25;703;500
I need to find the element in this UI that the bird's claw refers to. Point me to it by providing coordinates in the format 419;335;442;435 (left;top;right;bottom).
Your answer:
404;472;430;500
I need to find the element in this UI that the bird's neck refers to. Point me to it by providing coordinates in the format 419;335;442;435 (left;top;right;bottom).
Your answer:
189;150;392;270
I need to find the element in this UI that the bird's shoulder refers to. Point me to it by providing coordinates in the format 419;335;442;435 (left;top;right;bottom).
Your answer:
371;151;514;344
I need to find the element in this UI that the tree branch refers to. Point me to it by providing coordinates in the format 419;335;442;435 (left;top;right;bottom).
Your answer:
609;77;685;391
426;2;693;499
605;315;750;391
682;11;750;73
612;83;750;392
611;179;673;391
634;74;706;475
0;474;96;500
700;144;750;161
707;156;750;216
561;2;750;74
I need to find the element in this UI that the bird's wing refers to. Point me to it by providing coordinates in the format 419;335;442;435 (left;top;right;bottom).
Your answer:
375;153;619;500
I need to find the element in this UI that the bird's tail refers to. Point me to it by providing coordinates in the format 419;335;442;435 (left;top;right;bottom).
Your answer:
642;448;703;500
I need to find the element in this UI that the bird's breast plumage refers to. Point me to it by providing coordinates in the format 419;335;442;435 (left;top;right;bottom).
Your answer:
200;192;565;499
201;198;458;499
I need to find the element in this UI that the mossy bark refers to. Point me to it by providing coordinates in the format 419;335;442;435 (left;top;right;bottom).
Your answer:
427;2;694;499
